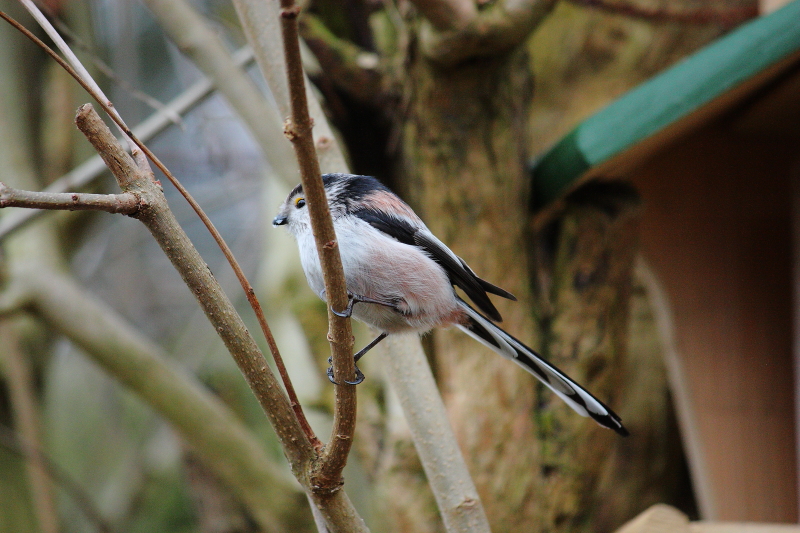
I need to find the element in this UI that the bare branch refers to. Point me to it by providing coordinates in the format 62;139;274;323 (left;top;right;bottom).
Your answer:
2;15;308;446
299;14;383;105
379;335;492;532
73;103;316;474
29;1;183;125
230;0;348;174
0;183;139;214
18;0;139;152
278;2;358;491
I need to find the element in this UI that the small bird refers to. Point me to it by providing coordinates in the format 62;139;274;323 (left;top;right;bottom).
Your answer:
273;173;627;436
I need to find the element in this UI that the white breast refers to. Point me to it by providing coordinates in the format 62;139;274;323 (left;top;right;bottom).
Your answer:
297;217;461;334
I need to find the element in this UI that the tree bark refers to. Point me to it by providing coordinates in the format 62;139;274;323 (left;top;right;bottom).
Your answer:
399;49;543;532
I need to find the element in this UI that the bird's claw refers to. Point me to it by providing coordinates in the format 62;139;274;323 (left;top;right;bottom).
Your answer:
330;292;357;318
331;292;398;318
326;359;365;386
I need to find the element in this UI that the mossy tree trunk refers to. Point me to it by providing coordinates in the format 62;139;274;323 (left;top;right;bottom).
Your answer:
399;50;546;531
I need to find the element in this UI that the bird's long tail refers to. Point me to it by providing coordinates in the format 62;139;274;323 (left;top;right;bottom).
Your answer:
455;298;628;436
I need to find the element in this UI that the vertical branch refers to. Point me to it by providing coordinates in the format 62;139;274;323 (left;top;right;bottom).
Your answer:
278;1;357;489
379;335;492;532
230;0;348;174
0;320;60;533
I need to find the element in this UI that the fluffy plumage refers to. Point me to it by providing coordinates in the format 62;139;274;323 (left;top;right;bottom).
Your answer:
274;173;627;436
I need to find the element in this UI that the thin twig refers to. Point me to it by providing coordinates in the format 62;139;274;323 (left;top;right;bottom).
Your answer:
0;183;139;214
17;0;137;152
30;0;184;126
0;46;256;241
2;6;319;448
279;0;358;491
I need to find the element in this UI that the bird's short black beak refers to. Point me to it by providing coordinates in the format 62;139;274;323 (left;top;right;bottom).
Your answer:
272;215;288;226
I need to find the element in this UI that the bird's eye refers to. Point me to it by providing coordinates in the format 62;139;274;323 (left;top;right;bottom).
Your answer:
295;197;306;208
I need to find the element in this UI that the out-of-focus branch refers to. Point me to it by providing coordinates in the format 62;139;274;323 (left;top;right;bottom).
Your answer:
378;335;492;532
18;0;139;153
1;8;136;158
0;424;114;533
0;183;139;214
299;14;383;105
0;320;60;533
28;1;183;125
0;46;255;241
412;0;557;65
230;0;348;174
7;263;299;532
278;1;358;493
140;0;299;185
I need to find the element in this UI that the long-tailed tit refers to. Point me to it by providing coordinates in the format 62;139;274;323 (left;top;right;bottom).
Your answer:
273;173;627;435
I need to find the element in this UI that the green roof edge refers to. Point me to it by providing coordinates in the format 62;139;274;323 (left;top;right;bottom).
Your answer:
531;0;800;209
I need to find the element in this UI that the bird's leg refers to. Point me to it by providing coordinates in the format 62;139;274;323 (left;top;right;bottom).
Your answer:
327;332;389;385
331;292;397;318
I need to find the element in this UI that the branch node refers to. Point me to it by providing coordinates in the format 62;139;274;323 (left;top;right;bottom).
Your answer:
310;478;344;495
283;118;298;141
323;240;337;249
316;136;332;150
280;5;301;18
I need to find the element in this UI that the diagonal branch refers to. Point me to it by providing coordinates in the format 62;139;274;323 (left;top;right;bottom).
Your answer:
73;102;316;471
140;0;299;184
0;46;256;242
299;14;383;105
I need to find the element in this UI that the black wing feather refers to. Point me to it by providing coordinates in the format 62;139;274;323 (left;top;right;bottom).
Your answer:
353;208;514;322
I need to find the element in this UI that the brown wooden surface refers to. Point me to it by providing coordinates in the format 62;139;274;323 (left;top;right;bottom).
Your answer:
615;504;800;533
632;122;798;522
